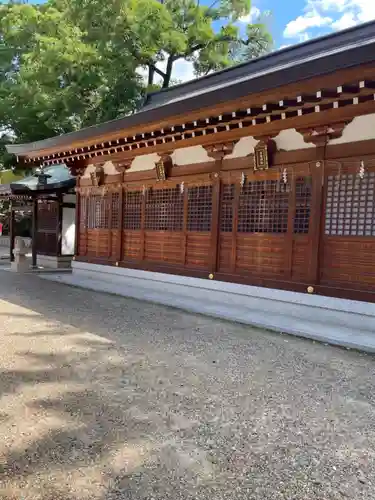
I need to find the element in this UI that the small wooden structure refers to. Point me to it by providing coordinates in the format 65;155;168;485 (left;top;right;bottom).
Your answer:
0;166;76;269
6;22;375;345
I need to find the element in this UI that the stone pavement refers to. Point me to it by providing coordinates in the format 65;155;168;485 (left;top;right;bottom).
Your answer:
0;271;375;500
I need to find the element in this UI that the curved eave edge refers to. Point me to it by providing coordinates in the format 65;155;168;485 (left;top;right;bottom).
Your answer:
6;23;375;159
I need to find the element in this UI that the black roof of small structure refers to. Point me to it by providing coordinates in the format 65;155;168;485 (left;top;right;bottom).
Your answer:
7;20;375;157
10;165;75;194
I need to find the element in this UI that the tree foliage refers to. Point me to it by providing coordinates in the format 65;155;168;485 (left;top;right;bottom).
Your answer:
0;0;272;169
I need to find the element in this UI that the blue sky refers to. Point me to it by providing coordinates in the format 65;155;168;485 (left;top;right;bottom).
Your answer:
169;0;375;81
2;0;374;81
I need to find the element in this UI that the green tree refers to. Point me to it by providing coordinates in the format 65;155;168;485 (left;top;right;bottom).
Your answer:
0;0;272;155
59;0;272;89
0;1;143;143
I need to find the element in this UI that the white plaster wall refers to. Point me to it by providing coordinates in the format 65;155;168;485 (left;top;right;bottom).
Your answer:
226;137;259;158
224;130;315;159
82;164;96;179
62;206;75;255
172;146;214;165
129;153;160;172
329;114;375;145
63;193;76;204
81;161;119;179
275;129;315;151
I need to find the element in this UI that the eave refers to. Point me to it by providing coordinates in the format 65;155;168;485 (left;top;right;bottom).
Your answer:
7;20;375;164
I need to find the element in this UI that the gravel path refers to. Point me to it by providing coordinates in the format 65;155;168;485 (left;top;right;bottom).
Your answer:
0;270;375;499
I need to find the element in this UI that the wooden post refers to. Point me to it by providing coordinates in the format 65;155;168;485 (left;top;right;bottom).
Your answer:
31;197;38;268
9;201;15;262
74;190;81;257
297;123;350;286
57;193;63;257
203;142;237;276
308;150;325;284
210;171;221;274
230;183;240;273
116;187;124;263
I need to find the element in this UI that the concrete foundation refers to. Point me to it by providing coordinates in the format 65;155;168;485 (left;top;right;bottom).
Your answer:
38;261;375;353
37;254;72;270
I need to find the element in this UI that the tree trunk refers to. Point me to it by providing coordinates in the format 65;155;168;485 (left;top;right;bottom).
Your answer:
148;66;155;87
162;55;174;88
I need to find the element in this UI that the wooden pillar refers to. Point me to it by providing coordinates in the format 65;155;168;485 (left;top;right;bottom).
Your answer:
116;187;124;263
74;190;81;257
204;142;236;275
297;122;349;286
31;197;38;268
57;193;63;257
9;201;15;262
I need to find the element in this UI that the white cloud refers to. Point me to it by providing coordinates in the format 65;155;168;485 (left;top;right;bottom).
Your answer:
171;59;195;83
283;0;375;45
332;11;357;30
137;57;195;87
313;0;375;21
239;6;261;23
284;13;332;37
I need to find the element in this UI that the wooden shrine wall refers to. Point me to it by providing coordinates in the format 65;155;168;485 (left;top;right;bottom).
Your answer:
76;143;375;302
36;200;59;256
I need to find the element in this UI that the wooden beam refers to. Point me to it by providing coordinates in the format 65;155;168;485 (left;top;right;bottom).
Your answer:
31;197;38;268
57;193;63;257
9;202;15;263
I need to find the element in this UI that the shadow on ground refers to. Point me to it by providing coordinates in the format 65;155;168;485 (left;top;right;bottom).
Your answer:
1;272;375;499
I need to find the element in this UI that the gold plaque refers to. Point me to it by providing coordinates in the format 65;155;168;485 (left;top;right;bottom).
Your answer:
155;160;166;181
254;141;269;171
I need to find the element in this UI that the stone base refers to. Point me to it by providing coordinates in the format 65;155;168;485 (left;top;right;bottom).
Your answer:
39;261;375;353
37;254;72;270
11;257;30;273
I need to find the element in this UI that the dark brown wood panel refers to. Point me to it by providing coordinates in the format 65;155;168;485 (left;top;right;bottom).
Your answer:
186;232;211;269
291;235;310;281
144;231;184;264
320;237;375;289
123;230;142;260
74;143;375;303
235;234;288;277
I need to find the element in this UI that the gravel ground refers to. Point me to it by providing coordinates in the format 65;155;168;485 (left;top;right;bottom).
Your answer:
0;270;375;500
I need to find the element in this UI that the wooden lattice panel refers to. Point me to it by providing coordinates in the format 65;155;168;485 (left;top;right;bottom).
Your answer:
325;172;375;236
38;201;58;231
187;185;213;232
111;192;121;230
321;160;375;290
87;195;110;229
123;190;142;230
79;196;87;229
220;184;235;232
294;177;312;234
145;187;184;231
238;181;289;234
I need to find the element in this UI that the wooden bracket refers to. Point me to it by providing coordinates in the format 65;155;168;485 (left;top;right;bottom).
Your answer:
90;164;105;186
68;158;88;177
297;120;352;146
113;160;132;174
204;142;237;161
